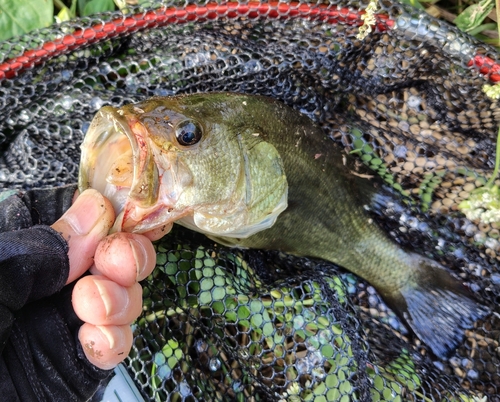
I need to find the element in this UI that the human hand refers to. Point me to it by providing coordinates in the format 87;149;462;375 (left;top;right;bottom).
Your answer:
51;189;171;370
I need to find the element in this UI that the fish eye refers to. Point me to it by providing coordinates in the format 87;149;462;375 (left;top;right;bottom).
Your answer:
175;120;202;146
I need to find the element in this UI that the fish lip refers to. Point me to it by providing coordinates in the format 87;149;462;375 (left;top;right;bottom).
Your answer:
79;106;161;230
79;106;185;233
79;106;138;193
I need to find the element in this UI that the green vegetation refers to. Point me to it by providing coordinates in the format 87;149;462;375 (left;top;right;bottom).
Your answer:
0;0;130;41
399;0;500;48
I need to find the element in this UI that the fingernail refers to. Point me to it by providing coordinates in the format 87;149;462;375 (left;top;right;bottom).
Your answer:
129;238;147;280
63;190;108;235
96;325;117;349
93;279;129;318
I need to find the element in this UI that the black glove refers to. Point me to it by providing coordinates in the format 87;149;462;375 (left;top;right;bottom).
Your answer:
0;185;111;402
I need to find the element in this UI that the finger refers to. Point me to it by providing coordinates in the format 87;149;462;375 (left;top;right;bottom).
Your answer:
78;323;133;370
94;232;156;287
72;275;143;326
51;190;115;284
142;222;173;241
72;189;80;203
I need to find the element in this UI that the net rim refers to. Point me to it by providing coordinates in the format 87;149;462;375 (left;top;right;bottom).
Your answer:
0;1;498;83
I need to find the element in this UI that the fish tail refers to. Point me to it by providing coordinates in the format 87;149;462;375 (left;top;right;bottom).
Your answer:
387;254;488;359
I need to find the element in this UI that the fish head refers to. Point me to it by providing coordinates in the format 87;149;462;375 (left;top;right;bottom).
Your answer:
79;94;288;237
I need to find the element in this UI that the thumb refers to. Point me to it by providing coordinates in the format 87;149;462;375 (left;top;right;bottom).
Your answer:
51;189;115;284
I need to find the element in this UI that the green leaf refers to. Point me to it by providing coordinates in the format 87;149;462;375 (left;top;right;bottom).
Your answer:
468;22;497;36
0;0;53;41
56;0;79;23
114;0;127;10
78;0;116;17
56;7;72;23
70;0;77;15
453;0;495;32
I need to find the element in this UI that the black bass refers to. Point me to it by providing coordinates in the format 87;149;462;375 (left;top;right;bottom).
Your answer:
79;93;487;358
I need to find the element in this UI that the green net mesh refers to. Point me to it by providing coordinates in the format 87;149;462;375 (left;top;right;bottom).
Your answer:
0;1;499;400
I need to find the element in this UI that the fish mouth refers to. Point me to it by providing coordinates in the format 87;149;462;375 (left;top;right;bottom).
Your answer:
79;107;171;232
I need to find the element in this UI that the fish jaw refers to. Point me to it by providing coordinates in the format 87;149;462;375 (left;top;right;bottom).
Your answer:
78;106;190;233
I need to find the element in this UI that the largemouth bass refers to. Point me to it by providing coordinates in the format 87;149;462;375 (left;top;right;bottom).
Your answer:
79;93;487;358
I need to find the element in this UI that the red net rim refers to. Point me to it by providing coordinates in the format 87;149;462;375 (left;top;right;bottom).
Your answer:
0;2;497;82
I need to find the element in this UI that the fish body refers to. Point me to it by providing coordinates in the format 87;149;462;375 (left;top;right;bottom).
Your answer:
79;93;487;358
